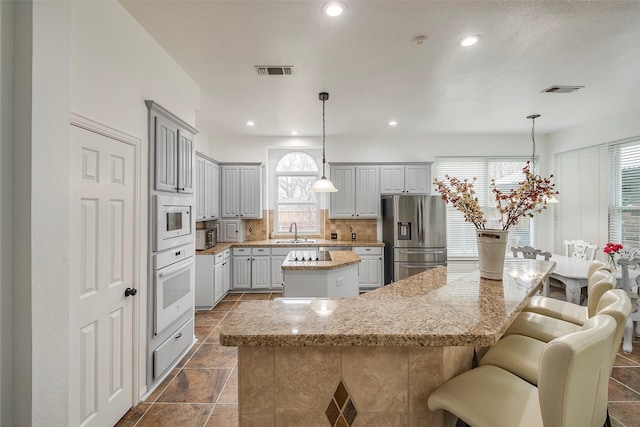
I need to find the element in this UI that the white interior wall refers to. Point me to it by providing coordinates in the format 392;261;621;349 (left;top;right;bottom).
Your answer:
545;108;640;254
207;133;541;164
5;0;203;425
548;108;640;155
31;2;71;425
70;0;201;408
0;2;13;425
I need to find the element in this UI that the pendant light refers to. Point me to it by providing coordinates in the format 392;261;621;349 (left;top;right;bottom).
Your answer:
311;92;339;192
527;114;559;203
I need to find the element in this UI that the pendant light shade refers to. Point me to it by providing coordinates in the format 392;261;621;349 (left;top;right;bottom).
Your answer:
310;177;338;192
311;92;338;192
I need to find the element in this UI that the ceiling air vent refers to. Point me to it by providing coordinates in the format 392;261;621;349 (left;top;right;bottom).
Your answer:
541;85;585;93
255;65;295;76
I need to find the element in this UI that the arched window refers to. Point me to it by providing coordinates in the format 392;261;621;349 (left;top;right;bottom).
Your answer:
275;152;320;234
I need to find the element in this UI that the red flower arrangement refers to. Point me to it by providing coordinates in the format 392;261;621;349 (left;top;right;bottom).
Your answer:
604;242;623;268
604;242;623;254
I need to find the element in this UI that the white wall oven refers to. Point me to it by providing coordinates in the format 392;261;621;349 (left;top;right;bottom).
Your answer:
154;195;194;251
153;243;195;335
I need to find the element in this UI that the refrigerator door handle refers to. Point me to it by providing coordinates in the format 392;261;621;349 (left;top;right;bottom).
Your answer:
398;263;439;269
417;197;424;243
397;249;446;254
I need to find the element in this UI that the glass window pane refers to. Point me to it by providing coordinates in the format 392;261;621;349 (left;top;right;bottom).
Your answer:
277;176;317;203
276;152;318;172
277;205;317;232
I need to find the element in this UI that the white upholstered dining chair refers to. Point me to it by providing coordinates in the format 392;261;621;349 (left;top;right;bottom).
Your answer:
617;257;640;353
511;246;552;295
564;239;598;262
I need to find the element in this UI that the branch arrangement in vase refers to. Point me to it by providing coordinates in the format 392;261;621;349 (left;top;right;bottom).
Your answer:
433;161;558;231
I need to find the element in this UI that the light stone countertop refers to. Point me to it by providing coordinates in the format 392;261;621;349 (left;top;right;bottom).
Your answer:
219;258;556;347
281;250;361;271
195;239;383;256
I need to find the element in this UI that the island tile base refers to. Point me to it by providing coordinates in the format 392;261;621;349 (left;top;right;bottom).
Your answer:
238;345;474;426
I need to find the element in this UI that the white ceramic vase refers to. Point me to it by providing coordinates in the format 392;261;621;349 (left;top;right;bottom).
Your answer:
476;229;509;280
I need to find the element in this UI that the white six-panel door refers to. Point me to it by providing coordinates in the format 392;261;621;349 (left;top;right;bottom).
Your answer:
69;123;136;427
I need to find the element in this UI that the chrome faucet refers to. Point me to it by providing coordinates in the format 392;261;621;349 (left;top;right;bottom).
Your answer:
288;222;298;242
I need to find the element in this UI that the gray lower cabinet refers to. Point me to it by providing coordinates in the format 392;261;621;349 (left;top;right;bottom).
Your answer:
232;248;252;289
354;246;384;289
232;246;318;290
196;250;231;309
232;247;271;289
153;318;193;377
251;248;271;289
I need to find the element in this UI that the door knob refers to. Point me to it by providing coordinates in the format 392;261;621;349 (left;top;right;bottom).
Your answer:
124;287;138;297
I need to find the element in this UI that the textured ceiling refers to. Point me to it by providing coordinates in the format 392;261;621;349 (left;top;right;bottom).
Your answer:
121;0;640;138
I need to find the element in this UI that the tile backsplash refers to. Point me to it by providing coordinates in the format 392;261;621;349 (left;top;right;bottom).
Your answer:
242;210;379;241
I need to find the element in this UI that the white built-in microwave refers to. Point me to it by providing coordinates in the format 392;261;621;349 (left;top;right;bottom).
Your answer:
154;195;194;252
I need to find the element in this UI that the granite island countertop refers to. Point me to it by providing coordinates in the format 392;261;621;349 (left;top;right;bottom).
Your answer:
219;258;556;348
281;250;361;271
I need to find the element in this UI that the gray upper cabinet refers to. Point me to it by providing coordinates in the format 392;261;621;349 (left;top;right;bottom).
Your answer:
195;153;219;221
380;163;431;194
329;166;356;218
146;100;198;194
221;163;263;219
329;165;380;219
154;115;179;193
177;130;195;194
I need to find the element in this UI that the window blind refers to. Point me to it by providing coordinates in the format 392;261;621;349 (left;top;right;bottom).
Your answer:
553;145;609;256
608;139;640;251
433;156;539;258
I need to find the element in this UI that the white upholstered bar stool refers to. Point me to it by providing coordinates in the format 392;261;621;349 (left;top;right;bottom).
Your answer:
479;289;631;386
504;271;617;342
523;261;612;325
427;315;616;427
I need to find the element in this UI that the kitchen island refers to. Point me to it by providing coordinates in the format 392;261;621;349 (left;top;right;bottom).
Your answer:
220;258;555;426
281;250;361;298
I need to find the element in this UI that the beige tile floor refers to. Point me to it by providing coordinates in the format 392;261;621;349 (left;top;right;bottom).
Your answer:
117;289;640;427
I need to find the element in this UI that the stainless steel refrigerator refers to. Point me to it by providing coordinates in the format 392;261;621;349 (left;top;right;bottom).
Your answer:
382;195;447;284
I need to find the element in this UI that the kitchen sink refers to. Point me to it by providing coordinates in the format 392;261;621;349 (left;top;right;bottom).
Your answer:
274;239;317;244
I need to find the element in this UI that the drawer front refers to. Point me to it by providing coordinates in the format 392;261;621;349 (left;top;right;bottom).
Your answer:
232;247;251;256
154;318;194;378
223;249;231;259
214;252;224;264
271;246;317;256
252;247;271;256
354;246;383;256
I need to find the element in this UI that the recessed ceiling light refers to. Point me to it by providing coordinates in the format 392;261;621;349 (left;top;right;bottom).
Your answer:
413;36;428;45
458;35;482;47
388;121;398;127
290;130;299;135
323;2;345;17
245;121;255;126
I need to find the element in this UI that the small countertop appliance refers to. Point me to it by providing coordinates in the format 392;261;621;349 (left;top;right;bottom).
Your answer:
196;228;217;250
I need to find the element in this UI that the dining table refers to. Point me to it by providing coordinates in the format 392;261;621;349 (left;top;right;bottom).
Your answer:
549;254;639;304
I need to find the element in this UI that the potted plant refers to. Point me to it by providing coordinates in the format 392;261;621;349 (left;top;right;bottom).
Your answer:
433;161;557;280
